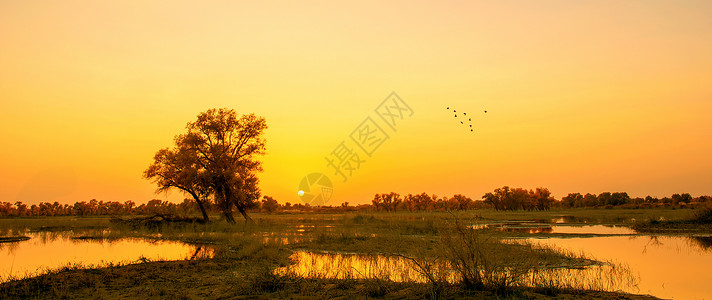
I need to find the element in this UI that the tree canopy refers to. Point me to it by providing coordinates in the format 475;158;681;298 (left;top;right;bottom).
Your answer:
144;108;267;223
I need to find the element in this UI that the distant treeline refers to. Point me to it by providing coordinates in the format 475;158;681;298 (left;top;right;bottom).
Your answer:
368;188;711;212
2;187;711;217
0;199;208;217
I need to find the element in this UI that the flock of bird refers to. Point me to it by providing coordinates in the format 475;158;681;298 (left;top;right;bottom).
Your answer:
446;107;486;133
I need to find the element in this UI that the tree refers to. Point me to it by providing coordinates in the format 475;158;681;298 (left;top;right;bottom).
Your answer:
124;200;135;214
562;193;583;208
645;195;659;204
372;193;402;212
73;201;90;216
697;196;711;203
0;202;14;216
451;194;473;210
15;201;27;216
533;187;554;211
582;193;598;207
404;193;433;212
261;196;279;213
483;186;553;211
610;192;630;206
146;108;267;224
145;146;212;222
483;187;506;210
672;193;693;205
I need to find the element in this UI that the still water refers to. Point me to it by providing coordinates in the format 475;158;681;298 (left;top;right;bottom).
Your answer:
529;235;712;299
474;222;637;235
277;233;712;299
276;251;441;282
275;250;635;291
1;232;211;282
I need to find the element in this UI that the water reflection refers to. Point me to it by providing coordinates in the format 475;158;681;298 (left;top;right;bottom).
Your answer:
688;236;712;251
550;215;591;224
274;250;635;292
473;222;637;235
478;222;553;234
294;224;335;233
550;225;636;235
275;251;450;283
0;232;213;282
529;236;712;299
262;236;308;246
260;231;312;245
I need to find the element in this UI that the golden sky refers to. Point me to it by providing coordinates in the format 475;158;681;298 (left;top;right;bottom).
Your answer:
1;1;711;205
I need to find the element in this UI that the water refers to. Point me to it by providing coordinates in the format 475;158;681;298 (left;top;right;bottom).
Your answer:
276;232;712;299
4;223;711;299
529;235;712;299
549;225;636;235
1;232;212;282
274;250;635;291
473;222;637;235
275;251;448;283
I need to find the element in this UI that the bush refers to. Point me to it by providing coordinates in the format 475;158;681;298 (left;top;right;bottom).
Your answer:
440;219;533;293
692;206;712;223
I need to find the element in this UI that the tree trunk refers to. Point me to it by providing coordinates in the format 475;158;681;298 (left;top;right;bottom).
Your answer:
196;199;210;223
223;209;236;224
188;191;210;223
215;187;237;224
236;205;254;223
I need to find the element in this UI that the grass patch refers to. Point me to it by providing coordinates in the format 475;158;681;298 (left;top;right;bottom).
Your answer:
0;210;673;299
632;205;712;233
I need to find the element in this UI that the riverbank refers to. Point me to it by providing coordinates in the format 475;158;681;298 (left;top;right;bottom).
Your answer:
631;206;712;234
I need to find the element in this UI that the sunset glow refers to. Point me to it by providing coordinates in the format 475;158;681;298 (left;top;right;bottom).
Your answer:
1;1;711;206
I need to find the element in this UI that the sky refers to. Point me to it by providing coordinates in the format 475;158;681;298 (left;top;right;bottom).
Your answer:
1;1;711;206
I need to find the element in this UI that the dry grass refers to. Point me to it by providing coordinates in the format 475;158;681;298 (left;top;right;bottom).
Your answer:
0;210;665;299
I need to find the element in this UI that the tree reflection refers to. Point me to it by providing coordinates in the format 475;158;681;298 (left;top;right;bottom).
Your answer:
687;236;712;252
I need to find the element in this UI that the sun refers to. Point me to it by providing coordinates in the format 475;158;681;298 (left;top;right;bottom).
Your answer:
298;190;305;196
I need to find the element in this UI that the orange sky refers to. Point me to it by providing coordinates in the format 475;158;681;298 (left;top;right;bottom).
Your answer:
1;1;711;205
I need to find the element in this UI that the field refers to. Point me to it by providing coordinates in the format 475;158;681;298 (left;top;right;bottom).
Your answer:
0;208;703;299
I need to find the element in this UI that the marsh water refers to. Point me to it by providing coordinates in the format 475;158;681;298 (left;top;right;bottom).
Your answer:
530;235;712;299
0;231;211;282
277;223;712;299
3;223;712;299
472;222;637;235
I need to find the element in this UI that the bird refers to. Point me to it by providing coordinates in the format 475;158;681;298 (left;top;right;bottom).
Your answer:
460;121;463;124
463;112;467;116
470;129;474;132
453;110;456;113
469;125;472;127
455;114;457;117
484;110;487;113
446;107;449;109
469;118;471;121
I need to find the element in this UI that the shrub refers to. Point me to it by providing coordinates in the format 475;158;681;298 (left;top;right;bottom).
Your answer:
692;206;712;223
440;219;533;293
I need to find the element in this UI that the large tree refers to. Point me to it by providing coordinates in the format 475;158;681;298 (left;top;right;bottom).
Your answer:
145;108;267;224
144;146;211;222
